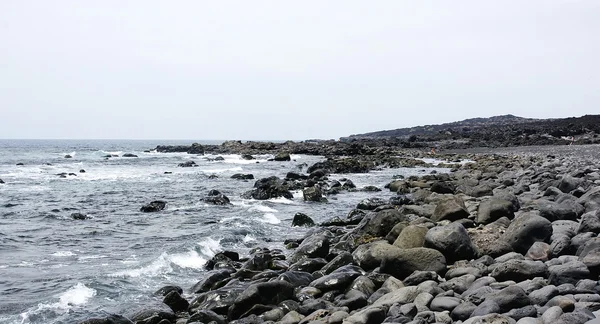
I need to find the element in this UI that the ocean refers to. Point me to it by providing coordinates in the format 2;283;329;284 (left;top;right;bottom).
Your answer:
0;139;448;323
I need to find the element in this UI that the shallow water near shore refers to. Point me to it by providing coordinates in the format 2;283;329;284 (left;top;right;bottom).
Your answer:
0;140;451;324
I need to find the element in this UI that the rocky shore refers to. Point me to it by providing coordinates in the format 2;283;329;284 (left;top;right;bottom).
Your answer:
82;145;600;324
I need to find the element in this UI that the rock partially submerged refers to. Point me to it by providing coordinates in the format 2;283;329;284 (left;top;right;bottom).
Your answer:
140;201;166;213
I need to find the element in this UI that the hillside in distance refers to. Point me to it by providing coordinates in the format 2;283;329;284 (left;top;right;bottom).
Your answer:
342;114;600;148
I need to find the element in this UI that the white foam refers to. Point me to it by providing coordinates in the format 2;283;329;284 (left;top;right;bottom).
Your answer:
243;234;256;243
78;255;107;261
216;154;271;165
20;283;96;321
51;251;75;257
111;253;172;278
269;197;296;205
200;167;244;174
100;150;122;156
260;213;281;224
248;205;278;213
169;250;207;269
198;237;221;257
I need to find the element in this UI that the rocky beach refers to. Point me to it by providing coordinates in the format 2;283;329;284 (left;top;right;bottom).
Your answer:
80;141;600;324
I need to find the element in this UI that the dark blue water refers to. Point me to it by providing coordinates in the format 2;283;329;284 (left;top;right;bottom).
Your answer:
0;140;448;323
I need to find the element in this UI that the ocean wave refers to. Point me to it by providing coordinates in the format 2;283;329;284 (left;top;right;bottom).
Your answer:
19;283;96;323
259;213;281;224
50;251;75;257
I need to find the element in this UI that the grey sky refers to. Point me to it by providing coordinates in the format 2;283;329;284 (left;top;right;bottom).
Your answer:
1;1;599;140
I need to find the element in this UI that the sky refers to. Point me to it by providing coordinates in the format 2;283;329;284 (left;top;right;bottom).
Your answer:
1;1;599;140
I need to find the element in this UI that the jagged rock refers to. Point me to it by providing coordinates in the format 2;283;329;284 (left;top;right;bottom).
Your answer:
292;213;315;227
177;160;197;167
273;152;291;161
231;173;254;180
203;190;231;205
303;186;324;202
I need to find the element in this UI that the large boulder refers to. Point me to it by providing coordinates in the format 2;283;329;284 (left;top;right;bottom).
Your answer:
228;281;295;319
379;247;447;279
431;197;470;222
578;210;600;234
490;259;548;282
477;198;516;225
242;176;293;200
393;225;429;249
303;186;324;202
140;201;166;213
203;190;231;205
123;301;176;323
424;223;479;263
577;186;600;212
273;152;291;161
292;213;315;227
290;233;330;263
502;212;552;254
354;209;408;238
557;175;583;194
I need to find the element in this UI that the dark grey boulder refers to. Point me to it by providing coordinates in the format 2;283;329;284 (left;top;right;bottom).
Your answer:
485;285;531;313
548;260;591;286
379;247;447;279
309;265;364;291
231;173;254;180
528;285;559;306
191;269;234;293
203;190;231;205
356;209;408;238
477;198;516;225
539;201;580;221
228;281;295;320
431;197;470;222
424;222;479;263
188;309;226;324
558;175;584;194
490;259;548;282
439;274;476;294
162;290;189;313
430;296;462;312
288;258;327;273
276;271;314;287
320;251;354;275
578;210;600;234
302;186;324;202
431;181;455;194
451;301;477;321
177;160;197;167
502;212;552;254
357;197;388;210
273;152;291;161
140;200;166;212
123;301;176;323
576;186;600;212
289;233;330;263
503;305;537;320
78;315;133;324
525;241;551;261
292;213;315;227
242;176;293;200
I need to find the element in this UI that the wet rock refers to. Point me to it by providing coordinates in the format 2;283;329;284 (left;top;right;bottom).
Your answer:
191;268;235;293
189;281;247;315
228;281;295;319
231;173;255;180
122;153;138;158
356;208;408;238
123;301;176;323
303;186;324;202
288;258;327;273
78;315;133;324
320;251;354;275
71;212;90;220
203;190;231;205
140;200;166;212
292;213;315;227
242;176;293;200
274;152;291;161
0;179;4;184
276;271;314;287
154;285;183;297
188;309;227;324
432;197;470;222
309;265;364;291
162;290;188;313
177;160;197;167
290;233;330;263
356;197;387;210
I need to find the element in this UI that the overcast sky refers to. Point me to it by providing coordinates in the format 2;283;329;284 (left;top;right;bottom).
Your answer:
1;1;599;140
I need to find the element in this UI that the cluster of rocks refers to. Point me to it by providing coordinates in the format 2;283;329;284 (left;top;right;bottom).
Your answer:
83;149;600;324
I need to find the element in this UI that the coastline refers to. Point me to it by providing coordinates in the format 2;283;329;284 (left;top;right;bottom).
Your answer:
78;143;600;324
